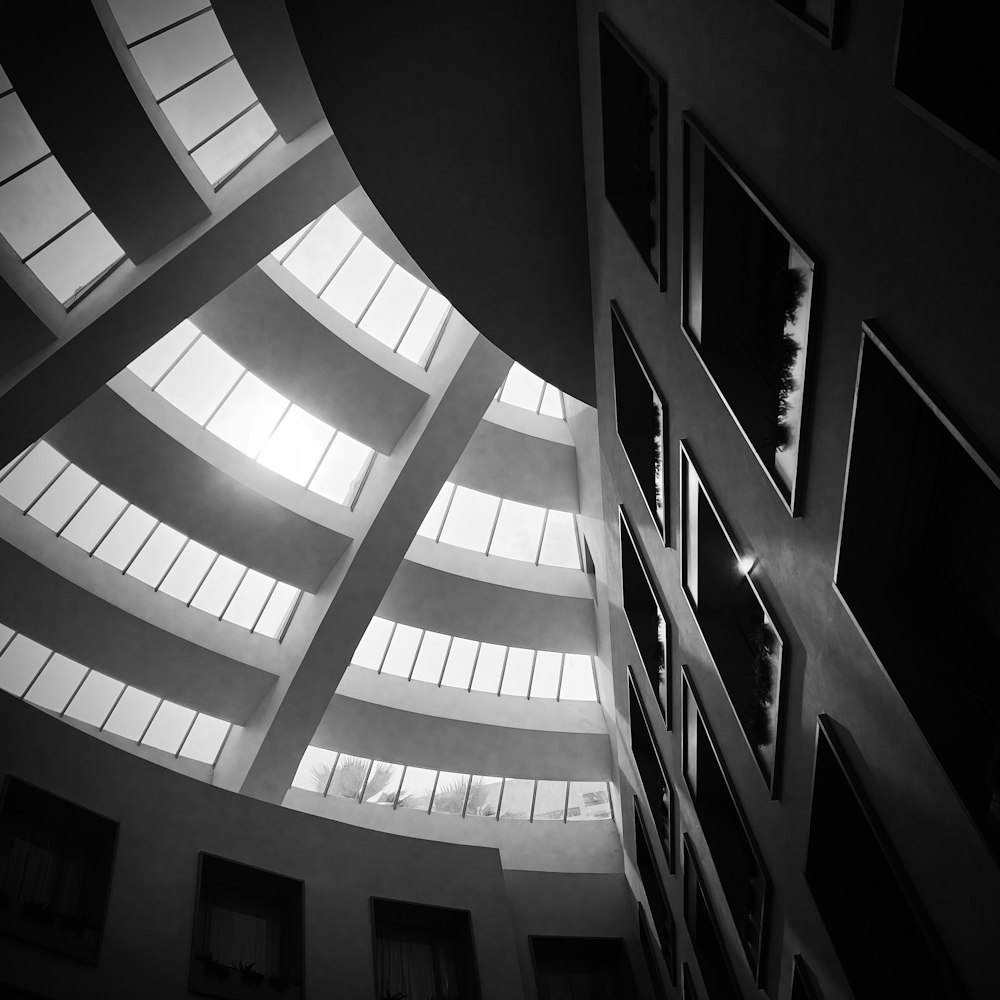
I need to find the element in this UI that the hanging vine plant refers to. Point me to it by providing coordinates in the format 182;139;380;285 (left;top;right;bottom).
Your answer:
773;267;806;452
749;621;778;749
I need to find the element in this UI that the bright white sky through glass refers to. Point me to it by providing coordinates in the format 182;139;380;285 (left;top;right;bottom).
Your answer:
495;363;566;419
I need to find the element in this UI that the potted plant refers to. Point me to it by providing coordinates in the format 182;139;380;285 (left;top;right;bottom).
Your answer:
232;960;265;986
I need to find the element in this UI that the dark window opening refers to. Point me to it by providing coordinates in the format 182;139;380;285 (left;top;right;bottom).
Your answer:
790;954;821;1000
532;936;639;1000
598;16;667;286
771;0;842;46
629;674;674;872
637;905;669;1000
633;803;676;984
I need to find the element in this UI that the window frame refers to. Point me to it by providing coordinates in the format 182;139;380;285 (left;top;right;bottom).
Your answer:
768;0;845;48
633;801;677;985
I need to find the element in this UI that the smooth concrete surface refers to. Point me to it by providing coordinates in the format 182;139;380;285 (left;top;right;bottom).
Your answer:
48;386;349;592
483;396;577;445
286;1;596;404
0;261;56;380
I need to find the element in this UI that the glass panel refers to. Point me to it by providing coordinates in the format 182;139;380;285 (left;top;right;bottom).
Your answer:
308;432;372;505
257;405;334;486
0;624;13;651
396;766;438;811
283;207;360;293
567;781;612;821
28;464;97;531
488;499;546;562
93;505;156;570
539;509;581;569
499;647;534;697
326;754;371;800
560;654;597;701
291;746;338;792
499;778;534;819
128;319;201;385
440;637;478;689
530;650;562;699
362;761;404;805
161;60;255;150
130;10;230;100
396;289;449;365
206;373;288;457
410;630;450;684
108;0;207;45
0;94;48;180
28;214;124;304
533;780;568;821
465;776;502;818
156;336;243;425
0;635;50;696
0;447;30;481
158;539;216;601
0;441;66;510
438;486;499;553
221;569;275;628
24;653;88;712
538;383;565;419
126;522;187;586
320;238;393;324
270;221;312;262
470;642;506;693
192;103;276;185
352;617;394;670
380;623;422;678
0;157;87;257
684;458;700;605
179;713;230;764
499;364;545;411
103;687;160;740
431;772;470;815
416;483;453;539
190;555;244;615
141;700;196;754
64;670;124;727
359;265;424;348
253;581;298;638
61;484;128;552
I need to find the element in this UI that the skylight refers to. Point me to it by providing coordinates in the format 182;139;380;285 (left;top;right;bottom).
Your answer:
352;616;598;702
0;440;301;639
416;482;583;570
291;745;613;822
270;206;452;367
127;321;376;508
0;621;232;765
108;1;278;187
0;67;126;305
495;363;566;419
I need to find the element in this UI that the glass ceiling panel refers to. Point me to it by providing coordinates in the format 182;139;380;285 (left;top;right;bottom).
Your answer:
327;754;371;800
470;642;505;693
206;373;288;458
362;761;404;806
179;713;230;764
488;499;546;562
257;405;333;486
396;289;449;365
397;766;437;811
271;221;313;264
21;464;96;532
567;781;612;821
130;11;229;101
410;630;450;684
0;94;47;179
93;505;156;570
539;509;581;569
126;521;186;586
0;156;87;258
533;780;568;821
155;335;243;425
466;776;502;818
141;700;196;754
416;483;453;540
438;486;499;552
282;207;360;293
252;582;298;639
499;647;534;697
190;555;244;616
320;238;393;324
307;432;372;506
221;569;274;629
0;442;66;509
530;650;562;699
161;60;255;151
499;364;545;411
359;265;424;348
560;655;597;701
0;635;50;696
61;485;128;551
158;539;215;602
28;212;124;306
108;0;207;45
353;617;394;671
539;382;565;419
103;686;159;741
440;637;478;690
380;623;422;678
193;103;276;186
128;319;200;385
291;745;338;793
431;772;470;815
64;671;124;728
499;778;534;820
24;653;88;713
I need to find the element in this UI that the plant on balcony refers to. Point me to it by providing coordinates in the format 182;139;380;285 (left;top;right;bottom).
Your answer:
773;267;806;452
196;952;232;980
232;960;265;986
749;622;778;749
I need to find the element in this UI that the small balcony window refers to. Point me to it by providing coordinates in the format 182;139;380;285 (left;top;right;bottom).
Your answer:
770;0;844;47
633;803;677;985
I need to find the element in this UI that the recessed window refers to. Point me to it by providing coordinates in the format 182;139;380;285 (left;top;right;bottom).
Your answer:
769;0;843;46
835;325;1000;858
0;778;118;963
532;936;639;999
683;115;815;512
598;16;667;287
682;835;740;1000
620;509;671;725
612;303;667;540
638;905;669;1000
633;804;676;984
805;716;966;999
680;443;784;789
683;669;769;983
190;853;303;998
790;955;820;1000
629;675;674;873
893;1;998;171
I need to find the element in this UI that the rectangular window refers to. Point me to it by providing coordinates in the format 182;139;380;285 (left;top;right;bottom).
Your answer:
629;671;674;872
633;803;676;985
620;509;671;726
637;904;669;1000
770;0;843;47
683;669;769;983
532;936;639;999
682;835;740;1000
190;853;304;999
791;954;820;1000
805;716;966;999
0;778;118;964
683;115;815;512
835;324;1000;858
598;16;667;287
612;301;667;540
680;444;784;789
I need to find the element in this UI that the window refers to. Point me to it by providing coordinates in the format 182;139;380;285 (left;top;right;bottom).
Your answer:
683;963;700;1000
682;836;740;1000
0;777;118;963
680;443;784;789
620;509;671;725
372;898;481;1000
633;804;676;984
835;324;1000;858
790;955;821;1000
629;673;674;872
769;0;843;47
893;1;998;171
805;716;966;999
190;854;303;998
683;115;815;512
637;905;669;1000
532;937;640;999
683;669;769;983
598;16;667;287
494;362;566;419
612;303;667;540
